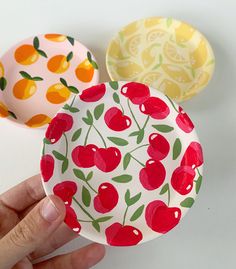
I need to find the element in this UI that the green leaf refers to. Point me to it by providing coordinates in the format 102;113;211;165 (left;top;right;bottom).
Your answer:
167;17;173;27
173;138;182;160
82;186;91;207
52;150;65;160
112;174;132;183
62;158;69;174
109;81;118;90
137;129;144;144
37;49;47;58
73;168;86;181
43;137;51;144
68;107;80;113
129;131;139;137
8;111;17;119
33;36;39;49
94;103;104;120
195;175;203;194
86;171;93;181
32;76;43;81
113;92;120;104
91;60;98;69
63;104;70;111
0;77;7;91
123;153;131;170
87;51;92;62
96;216;113;222
82;110;93;125
67;36;74;45
130;205;144;221
68;86;79;94
72;128;82;142
160;183;169;195
60;78;68;87
107;137;128;146
180;197;195;208
152;124;174;133
125;190;141;206
20;71;32;80
92;220;100;232
66;51;73;62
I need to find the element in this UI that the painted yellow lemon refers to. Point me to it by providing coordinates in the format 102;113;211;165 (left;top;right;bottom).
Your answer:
25;114;51;128
162;64;191;83
125;34;142;57
140;72;161;88
0;62;4;77
144;17;162;28
182;91;197;101
159;79;182;99
189;71;210;91
115;61;143;79
190;38;208;69
0;102;9;118
164;41;188;63
146;29;166;43
175;22;195;43
142;44;160;67
46;83;71;104
122;21;139;37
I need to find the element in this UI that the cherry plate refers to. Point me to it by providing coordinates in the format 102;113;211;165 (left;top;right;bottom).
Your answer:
0;34;99;128
40;81;203;246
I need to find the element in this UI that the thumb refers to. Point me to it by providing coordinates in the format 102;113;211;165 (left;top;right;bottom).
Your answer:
0;195;65;269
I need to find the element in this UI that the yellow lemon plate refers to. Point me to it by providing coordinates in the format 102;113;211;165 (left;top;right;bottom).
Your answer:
106;17;215;102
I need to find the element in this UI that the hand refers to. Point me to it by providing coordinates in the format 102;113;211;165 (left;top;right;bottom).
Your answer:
0;175;105;269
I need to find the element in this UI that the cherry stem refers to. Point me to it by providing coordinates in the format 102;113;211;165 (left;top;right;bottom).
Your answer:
93;124;107;148
70;95;76;107
130;154;145;167
42;142;45;156
86;181;98;194
196;168;201;177
119;103;125;115
122;205;129;226
84;125;92;146
166;95;179;113
129;144;149;154
73;197;95;221
63;133;68;158
142;116;150;130
77;219;92;223
127;99;141;130
167;185;170;206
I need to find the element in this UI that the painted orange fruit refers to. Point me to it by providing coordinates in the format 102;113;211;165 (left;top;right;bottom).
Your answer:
47;52;73;74
15;37;47;65
0;102;9;118
13;71;43;100
45;34;66;42
46;83;71;104
75;51;98;82
25;114;51;128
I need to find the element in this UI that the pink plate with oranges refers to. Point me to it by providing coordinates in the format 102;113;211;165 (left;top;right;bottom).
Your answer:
40;81;203;246
0;33;99;128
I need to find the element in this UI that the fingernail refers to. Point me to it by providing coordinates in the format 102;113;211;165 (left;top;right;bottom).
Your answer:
87;244;105;267
41;198;60;222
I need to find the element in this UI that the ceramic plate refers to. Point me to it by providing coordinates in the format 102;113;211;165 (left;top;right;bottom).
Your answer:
106;17;215;102
0;34;99;128
41;81;203;246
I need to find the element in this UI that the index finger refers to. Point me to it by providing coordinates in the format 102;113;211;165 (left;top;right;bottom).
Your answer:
0;174;45;212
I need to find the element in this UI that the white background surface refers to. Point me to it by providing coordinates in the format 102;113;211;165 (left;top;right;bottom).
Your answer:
0;0;236;268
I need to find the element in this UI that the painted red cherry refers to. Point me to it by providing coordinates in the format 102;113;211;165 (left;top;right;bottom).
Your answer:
94;147;121;172
121;82;150;104
139;97;170;119
80;83;106;102
64;205;81;233
53;181;77;205
46;113;73;143
105;222;143;246
104;107;132;131
181;142;203;168
139;159;166;190
145;200;181;234
171;166;196;195
147;133;170;161
40;154;54;182
72;144;98;168
94;183;119;213
176;107;194;133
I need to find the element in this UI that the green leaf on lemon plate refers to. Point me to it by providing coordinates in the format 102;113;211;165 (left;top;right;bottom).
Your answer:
107;137;128;146
94;103;104;120
112;174;132;183
130;205;144;222
173;138;182;160
82;186;91;207
180;197;194;208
